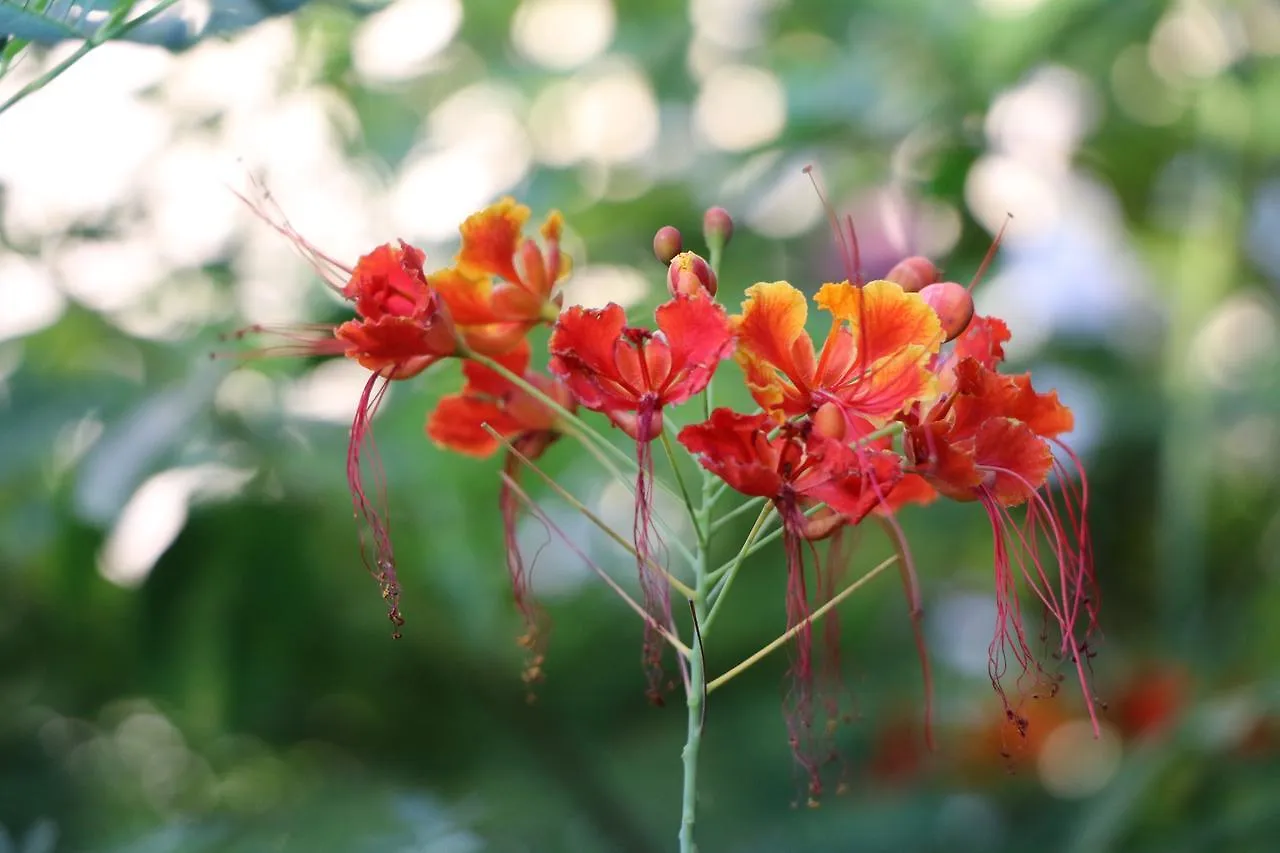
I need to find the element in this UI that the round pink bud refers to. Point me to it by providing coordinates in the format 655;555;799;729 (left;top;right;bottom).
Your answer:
666;251;718;298
885;256;941;293
702;206;734;250
919;281;975;342
653;225;683;265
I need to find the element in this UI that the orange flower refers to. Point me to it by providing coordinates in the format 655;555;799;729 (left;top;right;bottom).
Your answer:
427;340;574;682
431;198;570;355
734;279;942;431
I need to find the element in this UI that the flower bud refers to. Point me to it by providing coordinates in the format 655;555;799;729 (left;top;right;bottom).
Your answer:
801;506;846;541
652;225;683;265
885;256;940;293
919;281;974;342
666;251;718;298
702;206;734;252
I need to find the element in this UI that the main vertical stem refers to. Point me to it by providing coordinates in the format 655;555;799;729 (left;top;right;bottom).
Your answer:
679;375;717;853
679;571;707;853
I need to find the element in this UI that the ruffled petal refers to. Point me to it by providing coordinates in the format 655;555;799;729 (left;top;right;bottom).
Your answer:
654;295;734;404
733;281;816;405
678;409;782;498
456;197;528;285
548;303;637;411
974;417;1054;506
816;279;942;372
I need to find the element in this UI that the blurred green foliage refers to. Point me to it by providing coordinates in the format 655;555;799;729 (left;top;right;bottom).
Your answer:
2;0;1280;851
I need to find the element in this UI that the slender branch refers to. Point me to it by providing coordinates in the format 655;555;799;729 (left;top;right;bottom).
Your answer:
660;429;704;545
706;554;899;694
703;502;774;631
711;494;768;533
485;426;696;601
502;472;692;657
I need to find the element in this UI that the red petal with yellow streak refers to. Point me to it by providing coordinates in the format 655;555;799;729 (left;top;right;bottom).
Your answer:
974;417;1053;506
734;281;816;392
456;198;529;285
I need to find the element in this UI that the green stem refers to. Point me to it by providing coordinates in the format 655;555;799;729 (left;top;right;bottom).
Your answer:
471;352;697;567
703;502;773;630
710;494;768;533
706;554;898;694
0;0;178;117
485;426;696;601
660;429;703;545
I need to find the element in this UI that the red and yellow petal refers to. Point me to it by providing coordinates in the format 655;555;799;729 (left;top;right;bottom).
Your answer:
678;409;783;498
733;281;816;394
816;279;942;371
430;267;498;326
457;197;529;285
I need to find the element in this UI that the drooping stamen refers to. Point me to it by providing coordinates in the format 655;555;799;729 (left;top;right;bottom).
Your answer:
876;512;936;751
501;445;549;692
633;400;672;705
229;172;353;295
976;459;1100;738
347;372;404;636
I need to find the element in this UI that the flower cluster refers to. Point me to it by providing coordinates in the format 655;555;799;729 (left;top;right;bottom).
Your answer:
231;191;1098;799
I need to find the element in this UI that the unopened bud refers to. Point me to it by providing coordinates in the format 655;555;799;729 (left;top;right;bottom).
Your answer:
667;251;718;298
652;225;683;265
812;401;846;441
702;206;734;252
885;256;940;293
800;506;846;541
919;281;975;342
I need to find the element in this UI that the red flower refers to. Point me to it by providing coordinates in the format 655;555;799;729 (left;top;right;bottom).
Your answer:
427;340;575;681
549;295;735;440
680;408;903;799
430;198;570;355
902;317;1099;733
229;237;460;636
549;294;734;701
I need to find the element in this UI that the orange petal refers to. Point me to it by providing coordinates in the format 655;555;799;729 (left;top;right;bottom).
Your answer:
1005;374;1075;438
461;338;531;397
816;279;943;371
457;198;529;285
974;417;1053;506
837;344;937;423
427;395;519;458
431;267;498;326
733;281;816;412
876;473;938;514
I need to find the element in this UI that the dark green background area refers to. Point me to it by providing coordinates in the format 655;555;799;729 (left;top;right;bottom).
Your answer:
2;0;1279;850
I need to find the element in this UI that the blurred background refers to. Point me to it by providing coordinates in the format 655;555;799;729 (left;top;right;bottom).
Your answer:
2;0;1279;850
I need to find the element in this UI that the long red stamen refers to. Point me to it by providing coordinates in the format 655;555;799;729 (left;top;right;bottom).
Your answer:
501;448;548;692
230;174;353;294
347;373;403;636
634;402;671;705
